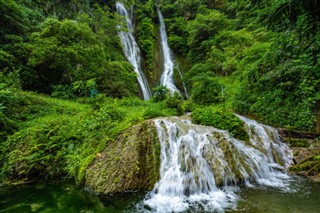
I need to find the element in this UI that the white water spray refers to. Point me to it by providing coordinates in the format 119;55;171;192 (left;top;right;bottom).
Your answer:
116;2;151;100
157;8;185;95
142;116;292;212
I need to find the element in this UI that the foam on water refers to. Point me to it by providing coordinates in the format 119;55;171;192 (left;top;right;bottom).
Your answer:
140;116;293;212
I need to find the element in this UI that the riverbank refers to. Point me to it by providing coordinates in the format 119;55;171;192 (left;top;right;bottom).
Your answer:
279;129;320;182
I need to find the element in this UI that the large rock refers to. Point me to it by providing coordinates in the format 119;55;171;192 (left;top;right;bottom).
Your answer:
85;120;160;194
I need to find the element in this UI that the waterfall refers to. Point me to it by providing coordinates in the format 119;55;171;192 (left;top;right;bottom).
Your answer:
157;8;185;95
116;2;151;100
142;116;292;212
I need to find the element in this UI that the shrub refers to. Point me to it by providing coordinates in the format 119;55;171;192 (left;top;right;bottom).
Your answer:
192;107;249;141
152;85;170;102
142;103;177;119
191;73;222;105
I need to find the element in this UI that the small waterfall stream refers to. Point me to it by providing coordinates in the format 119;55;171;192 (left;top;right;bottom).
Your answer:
142;116;293;212
157;8;183;95
116;2;151;100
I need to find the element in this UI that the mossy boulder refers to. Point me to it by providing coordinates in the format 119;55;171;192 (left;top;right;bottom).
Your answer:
85;120;160;194
289;147;320;181
280;133;320;181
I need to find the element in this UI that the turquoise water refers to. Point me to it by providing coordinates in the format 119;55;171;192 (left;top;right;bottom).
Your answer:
0;182;143;213
235;177;320;213
1;177;320;213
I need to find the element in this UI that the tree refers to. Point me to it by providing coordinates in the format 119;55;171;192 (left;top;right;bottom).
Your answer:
188;10;231;63
27;18;106;93
191;73;222;105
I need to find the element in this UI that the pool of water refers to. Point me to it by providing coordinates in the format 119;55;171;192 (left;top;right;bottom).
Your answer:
235;177;320;213
1;177;319;213
0;182;144;213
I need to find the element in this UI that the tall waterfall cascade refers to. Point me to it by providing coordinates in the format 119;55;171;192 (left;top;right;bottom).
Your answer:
116;2;151;100
157;8;186;95
142;115;293;212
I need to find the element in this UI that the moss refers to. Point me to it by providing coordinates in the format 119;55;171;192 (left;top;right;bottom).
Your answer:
85;120;160;195
192;107;249;142
271;147;285;166
202;134;253;186
290;148;320;178
289;139;310;148
290;160;320;173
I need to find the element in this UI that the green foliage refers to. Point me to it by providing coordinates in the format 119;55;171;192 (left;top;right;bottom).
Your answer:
234;23;320;129
1;1;132;99
289;139;310;148
19;0;92;19
192;107;249;141
51;85;76;100
0;72;23;141
142;104;176;119
0;90;177;183
0;0;41;73
88;5;124;61
98;61;138;98
191;73;222;105
0;87;92;181
210;29;255;75
164;92;183;111
214;75;241;110
266;0;320;28
159;0;318;131
1;0;320;184
27;18;105;93
152;85;187;114
135;3;156;73
51;78;99;99
152;85;170;102
166;17;189;55
2;115;85;178
188;10;231;63
290;150;320;176
183;63;215;90
0;0;28;36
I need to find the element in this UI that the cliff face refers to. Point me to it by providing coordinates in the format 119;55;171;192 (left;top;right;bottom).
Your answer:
85;120;160;194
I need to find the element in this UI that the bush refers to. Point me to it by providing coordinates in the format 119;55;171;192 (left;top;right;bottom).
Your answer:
164;92;183;111
191;73;222;105
192;107;249;141
183;63;215;90
142;103;177;119
152;85;170;102
152;86;188;114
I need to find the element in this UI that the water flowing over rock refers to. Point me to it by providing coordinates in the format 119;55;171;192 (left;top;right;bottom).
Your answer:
85;114;293;212
142;116;293;212
157;8;185;95
116;2;151;100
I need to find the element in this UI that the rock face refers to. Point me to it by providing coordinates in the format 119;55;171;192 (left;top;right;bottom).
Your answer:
85;115;293;196
143;116;293;212
277;128;320;181
85;120;160;194
278;129;320;181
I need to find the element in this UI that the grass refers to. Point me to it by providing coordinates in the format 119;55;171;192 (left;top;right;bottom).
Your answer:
215;75;241;110
0;91;177;184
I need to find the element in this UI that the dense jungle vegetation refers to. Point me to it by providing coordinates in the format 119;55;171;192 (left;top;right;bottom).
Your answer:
1;0;319;183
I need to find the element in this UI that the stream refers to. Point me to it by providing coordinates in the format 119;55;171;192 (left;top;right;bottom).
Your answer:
1;178;319;213
2;116;319;212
